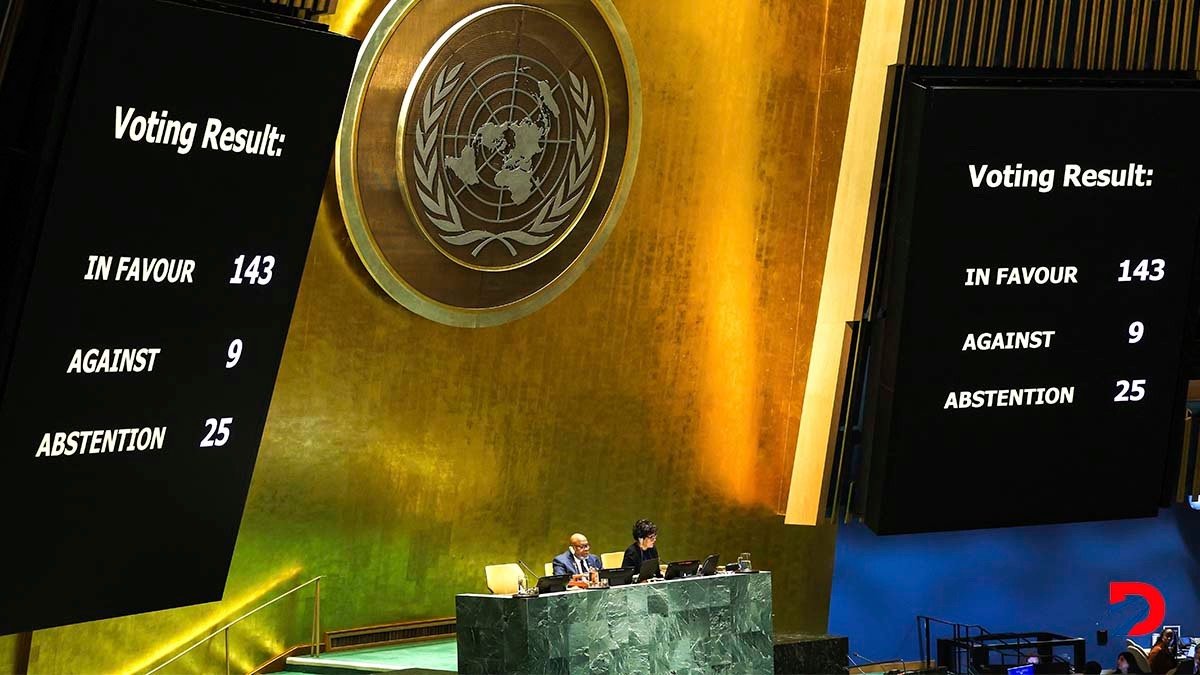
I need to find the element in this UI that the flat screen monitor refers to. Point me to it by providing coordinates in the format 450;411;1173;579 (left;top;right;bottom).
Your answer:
536;574;571;594
664;559;700;580
599;567;635;587
1007;666;1034;675
699;554;720;576
861;71;1200;533
636;557;660;582
0;0;357;633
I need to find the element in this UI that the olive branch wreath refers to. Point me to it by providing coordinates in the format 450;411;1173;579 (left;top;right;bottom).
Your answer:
412;62;596;258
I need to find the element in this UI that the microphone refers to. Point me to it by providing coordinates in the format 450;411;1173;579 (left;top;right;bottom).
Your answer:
513;560;541;597
517;559;540;580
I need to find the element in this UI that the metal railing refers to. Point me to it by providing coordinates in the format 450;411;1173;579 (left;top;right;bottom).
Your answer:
917;614;991;672
146;575;323;675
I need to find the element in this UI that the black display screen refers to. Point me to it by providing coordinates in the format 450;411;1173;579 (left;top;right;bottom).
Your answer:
864;73;1200;534
0;0;356;632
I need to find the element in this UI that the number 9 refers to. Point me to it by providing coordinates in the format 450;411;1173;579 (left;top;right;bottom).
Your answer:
1128;321;1144;344
226;339;243;368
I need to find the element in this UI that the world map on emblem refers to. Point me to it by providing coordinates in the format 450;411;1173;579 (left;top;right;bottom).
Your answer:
443;76;560;207
339;0;639;325
400;6;609;271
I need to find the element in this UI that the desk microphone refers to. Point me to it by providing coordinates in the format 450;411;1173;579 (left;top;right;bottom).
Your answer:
517;559;540;581
511;560;542;597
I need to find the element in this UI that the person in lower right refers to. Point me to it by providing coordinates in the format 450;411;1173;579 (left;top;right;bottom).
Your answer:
1115;650;1146;674
1176;649;1199;675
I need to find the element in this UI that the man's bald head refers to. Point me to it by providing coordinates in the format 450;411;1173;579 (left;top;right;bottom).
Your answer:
569;533;591;557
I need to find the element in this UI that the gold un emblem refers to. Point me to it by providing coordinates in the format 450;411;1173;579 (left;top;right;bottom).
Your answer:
337;0;641;327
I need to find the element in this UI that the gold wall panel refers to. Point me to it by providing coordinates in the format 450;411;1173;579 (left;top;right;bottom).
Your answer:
19;1;865;672
0;635;18;674
785;0;908;525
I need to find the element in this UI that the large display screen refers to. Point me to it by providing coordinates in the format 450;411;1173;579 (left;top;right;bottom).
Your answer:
0;0;356;632
863;73;1200;534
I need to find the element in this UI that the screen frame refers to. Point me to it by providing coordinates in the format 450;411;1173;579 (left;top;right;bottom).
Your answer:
849;67;1200;534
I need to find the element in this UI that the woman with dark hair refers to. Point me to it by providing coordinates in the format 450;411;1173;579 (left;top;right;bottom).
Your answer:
1147;629;1178;673
1116;651;1145;674
621;519;660;570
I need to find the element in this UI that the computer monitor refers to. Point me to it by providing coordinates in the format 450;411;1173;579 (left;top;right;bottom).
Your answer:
599;567;636;587
536;574;571;594
1007;665;1034;675
664;560;700;580
636;557;660;582
699;554;720;576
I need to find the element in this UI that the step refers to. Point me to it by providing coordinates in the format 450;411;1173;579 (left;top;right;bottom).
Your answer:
284;638;457;674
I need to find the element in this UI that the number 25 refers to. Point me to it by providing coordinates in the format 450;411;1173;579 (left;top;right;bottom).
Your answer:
200;417;233;447
1114;380;1146;402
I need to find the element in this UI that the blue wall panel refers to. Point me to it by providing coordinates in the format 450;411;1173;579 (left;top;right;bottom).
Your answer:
829;505;1200;669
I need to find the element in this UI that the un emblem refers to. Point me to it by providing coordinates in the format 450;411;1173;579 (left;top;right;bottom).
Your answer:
337;1;640;326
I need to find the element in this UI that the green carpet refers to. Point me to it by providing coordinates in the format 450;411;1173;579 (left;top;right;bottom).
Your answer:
314;638;457;671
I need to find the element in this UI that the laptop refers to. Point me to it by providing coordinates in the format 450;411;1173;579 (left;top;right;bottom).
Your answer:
699;554;720;576
636;557;660;582
664;559;700;580
599;566;636;587
536;574;571;594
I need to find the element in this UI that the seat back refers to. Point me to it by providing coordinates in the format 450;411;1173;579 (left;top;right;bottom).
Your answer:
484;563;524;595
601;551;624;569
1125;639;1152;673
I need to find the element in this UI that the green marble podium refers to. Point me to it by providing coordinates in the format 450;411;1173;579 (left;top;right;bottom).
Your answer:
456;572;773;674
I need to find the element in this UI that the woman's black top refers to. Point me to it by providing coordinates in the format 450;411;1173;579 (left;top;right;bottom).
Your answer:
622;542;659;569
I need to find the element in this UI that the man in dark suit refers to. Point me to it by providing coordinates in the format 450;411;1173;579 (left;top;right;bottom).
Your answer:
552;533;602;577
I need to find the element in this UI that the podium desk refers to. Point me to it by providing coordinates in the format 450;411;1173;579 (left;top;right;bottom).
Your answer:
456;571;773;674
